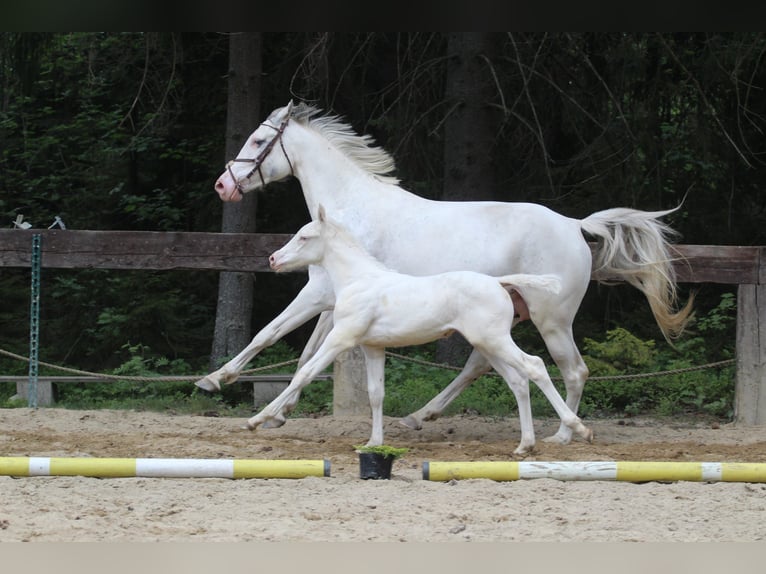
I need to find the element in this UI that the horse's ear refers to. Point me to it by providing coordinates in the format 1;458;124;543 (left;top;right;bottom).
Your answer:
317;204;326;223
271;101;293;123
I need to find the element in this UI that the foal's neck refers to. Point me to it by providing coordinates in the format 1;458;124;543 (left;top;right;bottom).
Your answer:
321;230;387;290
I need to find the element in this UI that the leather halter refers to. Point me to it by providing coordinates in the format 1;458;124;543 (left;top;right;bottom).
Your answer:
226;113;294;195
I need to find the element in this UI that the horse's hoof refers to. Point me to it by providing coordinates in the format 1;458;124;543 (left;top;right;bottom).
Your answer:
542;432;572;445
399;415;422;430
221;372;241;386
195;376;221;392
583;427;594;443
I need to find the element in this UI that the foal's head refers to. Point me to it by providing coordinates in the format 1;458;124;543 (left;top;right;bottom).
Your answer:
269;205;338;272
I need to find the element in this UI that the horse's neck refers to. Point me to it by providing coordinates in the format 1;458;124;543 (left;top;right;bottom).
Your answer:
290;125;411;219
321;232;386;290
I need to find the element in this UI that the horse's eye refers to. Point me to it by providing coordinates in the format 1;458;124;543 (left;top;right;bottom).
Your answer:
252;139;265;147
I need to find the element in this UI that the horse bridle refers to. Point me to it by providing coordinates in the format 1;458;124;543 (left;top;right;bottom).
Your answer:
226;112;294;195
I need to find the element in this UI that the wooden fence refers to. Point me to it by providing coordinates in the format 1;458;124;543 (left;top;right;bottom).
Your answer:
1;229;764;424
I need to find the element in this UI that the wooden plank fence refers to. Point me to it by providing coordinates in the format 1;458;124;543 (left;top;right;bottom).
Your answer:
1;229;763;424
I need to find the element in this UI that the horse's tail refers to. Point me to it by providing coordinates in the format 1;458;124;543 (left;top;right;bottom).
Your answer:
579;205;694;342
498;274;562;296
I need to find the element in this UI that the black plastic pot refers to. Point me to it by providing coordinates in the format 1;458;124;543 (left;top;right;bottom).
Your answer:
358;452;394;479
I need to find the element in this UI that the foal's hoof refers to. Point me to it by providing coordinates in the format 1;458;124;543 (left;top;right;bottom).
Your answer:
513;444;536;456
399;415;423;430
260;415;287;429
245;414;270;431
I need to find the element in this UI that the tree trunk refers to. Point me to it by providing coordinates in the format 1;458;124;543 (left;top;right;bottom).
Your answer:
210;33;262;369
441;32;498;202
436;32;499;365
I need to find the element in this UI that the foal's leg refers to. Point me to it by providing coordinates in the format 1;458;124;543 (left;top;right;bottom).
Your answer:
400;349;492;430
361;346;386;447
480;353;536;455
195;275;334;392
483;339;593;453
496;338;592;445
246;328;350;430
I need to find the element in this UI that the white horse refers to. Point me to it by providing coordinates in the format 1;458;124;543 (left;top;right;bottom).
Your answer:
252;206;593;454
198;100;692;445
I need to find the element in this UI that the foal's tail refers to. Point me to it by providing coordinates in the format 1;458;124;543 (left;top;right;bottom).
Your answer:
498;274;562;296
580;205;694;342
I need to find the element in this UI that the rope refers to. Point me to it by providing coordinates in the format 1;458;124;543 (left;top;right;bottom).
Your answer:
0;347;298;383
1;346;734;385
384;351;735;382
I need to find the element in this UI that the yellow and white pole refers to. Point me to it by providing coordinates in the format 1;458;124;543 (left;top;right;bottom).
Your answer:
423;461;766;483
0;457;330;479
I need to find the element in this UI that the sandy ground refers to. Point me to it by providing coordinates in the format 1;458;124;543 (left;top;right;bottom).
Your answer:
1;407;766;542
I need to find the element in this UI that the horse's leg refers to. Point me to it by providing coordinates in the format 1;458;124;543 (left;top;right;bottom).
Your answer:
297;310;334;368
361;346;386;446
246;328;350;430
195;276;334;392
400;348;491;430
537;324;589;445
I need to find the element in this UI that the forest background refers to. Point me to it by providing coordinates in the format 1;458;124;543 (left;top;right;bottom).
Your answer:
1;32;763;419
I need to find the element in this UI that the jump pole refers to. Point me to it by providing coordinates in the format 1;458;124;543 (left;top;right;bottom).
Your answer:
423;461;766;483
0;457;330;479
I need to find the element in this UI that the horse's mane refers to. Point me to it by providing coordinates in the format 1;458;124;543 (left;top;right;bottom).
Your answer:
291;103;400;185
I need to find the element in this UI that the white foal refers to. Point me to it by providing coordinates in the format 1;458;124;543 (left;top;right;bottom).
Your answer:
248;206;593;455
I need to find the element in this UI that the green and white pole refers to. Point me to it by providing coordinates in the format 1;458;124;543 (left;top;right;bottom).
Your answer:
28;233;41;409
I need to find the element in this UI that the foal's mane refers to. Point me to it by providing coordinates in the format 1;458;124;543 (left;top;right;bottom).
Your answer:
291;103;400;185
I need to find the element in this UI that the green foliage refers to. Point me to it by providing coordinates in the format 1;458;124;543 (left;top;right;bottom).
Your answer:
354;445;408;458
54;342;197;409
583;328;656;373
575;293;735;419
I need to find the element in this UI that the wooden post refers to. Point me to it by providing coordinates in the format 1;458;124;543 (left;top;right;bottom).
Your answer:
333;347;369;416
735;283;766;425
13;380;54;406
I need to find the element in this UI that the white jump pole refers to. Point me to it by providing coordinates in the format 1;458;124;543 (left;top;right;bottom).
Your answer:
423;460;766;483
0;456;330;479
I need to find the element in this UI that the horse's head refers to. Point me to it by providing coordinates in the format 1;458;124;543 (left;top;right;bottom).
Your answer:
215;101;295;202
